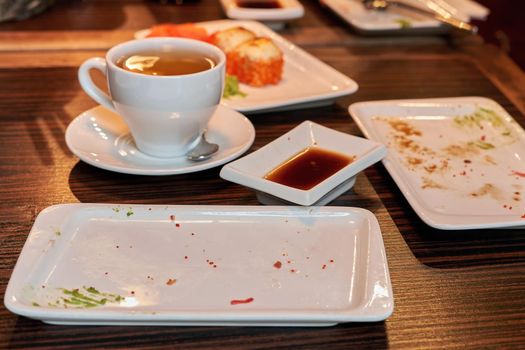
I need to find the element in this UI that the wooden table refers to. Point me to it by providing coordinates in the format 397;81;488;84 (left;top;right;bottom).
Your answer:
1;0;524;348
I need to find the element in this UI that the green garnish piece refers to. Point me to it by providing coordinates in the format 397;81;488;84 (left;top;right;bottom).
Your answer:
32;302;40;307
86;286;100;295
454;108;505;128
394;19;412;28
223;75;247;99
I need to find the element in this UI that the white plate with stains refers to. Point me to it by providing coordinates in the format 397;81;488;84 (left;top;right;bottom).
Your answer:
4;204;393;326
349;97;525;230
135;20;358;114
321;0;488;34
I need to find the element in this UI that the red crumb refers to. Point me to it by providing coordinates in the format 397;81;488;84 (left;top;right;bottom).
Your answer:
170;215;176;221
511;170;525;177
184;256;188;260
481;135;486;141
166;278;177;286
290;269;296;273
273;261;282;269
176;223;181;228
131;291;135;295
329;259;334;263
230;297;254;305
322;264;327;270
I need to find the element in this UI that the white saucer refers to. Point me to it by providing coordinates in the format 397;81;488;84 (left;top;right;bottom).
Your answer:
65;105;256;175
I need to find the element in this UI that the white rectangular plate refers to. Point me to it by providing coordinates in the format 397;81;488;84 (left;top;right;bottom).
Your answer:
136;20;358;114
5;204;393;326
349;97;525;230
321;0;488;33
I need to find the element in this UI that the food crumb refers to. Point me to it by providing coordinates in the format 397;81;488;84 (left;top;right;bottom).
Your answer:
166;278;177;286
322;264;327;270
273;261;282;269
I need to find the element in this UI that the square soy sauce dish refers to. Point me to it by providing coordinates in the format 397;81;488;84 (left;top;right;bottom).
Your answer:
220;121;387;205
219;0;304;30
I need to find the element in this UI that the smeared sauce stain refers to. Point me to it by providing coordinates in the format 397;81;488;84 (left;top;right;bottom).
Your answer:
421;177;445;190
230;297;254;305
387;119;422;136
443;143;480;158
511;170;525;178
469;183;504;200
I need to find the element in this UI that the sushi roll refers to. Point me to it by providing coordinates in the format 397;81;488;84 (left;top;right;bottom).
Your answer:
209;26;256;53
227;37;283;87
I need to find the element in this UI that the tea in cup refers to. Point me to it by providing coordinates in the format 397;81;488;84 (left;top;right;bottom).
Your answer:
78;37;226;158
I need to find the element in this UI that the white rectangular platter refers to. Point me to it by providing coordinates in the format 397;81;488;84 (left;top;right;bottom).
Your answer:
5;204;393;326
350;97;525;230
136;20;358;114
321;0;488;34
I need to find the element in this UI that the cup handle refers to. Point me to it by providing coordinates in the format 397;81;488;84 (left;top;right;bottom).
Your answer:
78;57;116;113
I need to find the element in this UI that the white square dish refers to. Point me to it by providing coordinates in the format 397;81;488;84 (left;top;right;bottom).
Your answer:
219;0;304;30
4;204;393;326
349;96;525;230
220;121;387;206
135;20;358;114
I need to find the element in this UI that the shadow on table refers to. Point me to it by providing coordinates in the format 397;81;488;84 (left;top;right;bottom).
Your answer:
67;161;259;206
367;165;525;270
0;0;126;31
8;316;388;349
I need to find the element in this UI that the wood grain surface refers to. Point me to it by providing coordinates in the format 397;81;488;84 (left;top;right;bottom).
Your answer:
0;0;524;349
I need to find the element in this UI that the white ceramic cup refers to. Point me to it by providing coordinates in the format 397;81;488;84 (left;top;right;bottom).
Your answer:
78;37;226;158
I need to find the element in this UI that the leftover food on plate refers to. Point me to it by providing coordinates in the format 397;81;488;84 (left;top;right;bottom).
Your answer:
144;23;284;88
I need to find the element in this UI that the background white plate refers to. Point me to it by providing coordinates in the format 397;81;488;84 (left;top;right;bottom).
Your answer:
219;0;304;30
350;97;525;230
321;0;488;33
136;20;358;114
5;204;393;326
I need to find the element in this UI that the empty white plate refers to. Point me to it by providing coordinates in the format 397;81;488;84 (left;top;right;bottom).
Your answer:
4;204;393;326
